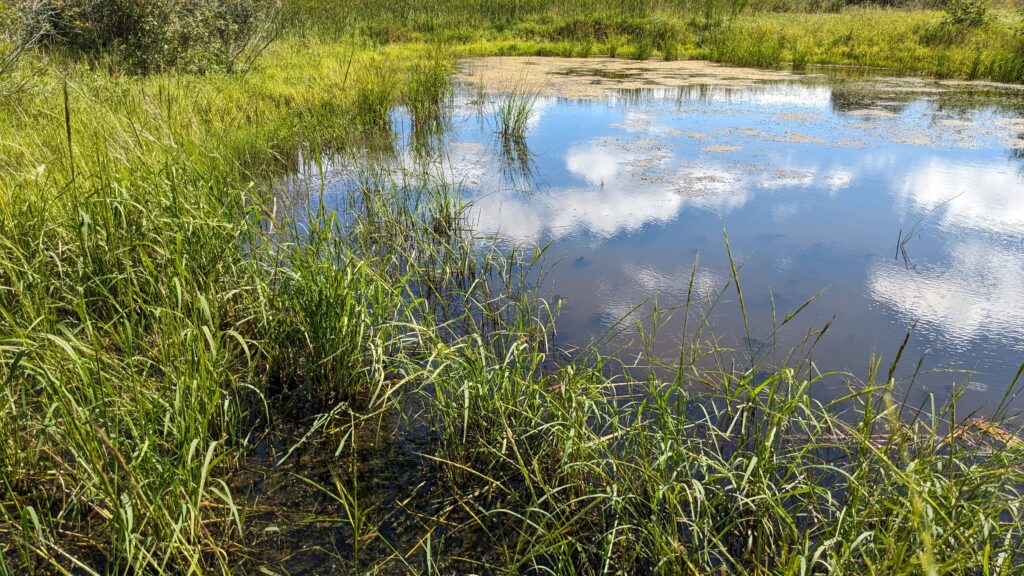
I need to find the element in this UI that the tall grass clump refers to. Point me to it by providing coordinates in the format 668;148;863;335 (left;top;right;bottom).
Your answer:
494;88;537;143
404;48;455;138
0;42;433;572
352;60;400;133
263;204;402;410
0;142;265;572
634;35;657;59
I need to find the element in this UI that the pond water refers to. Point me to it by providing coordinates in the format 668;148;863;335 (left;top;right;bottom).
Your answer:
310;58;1024;415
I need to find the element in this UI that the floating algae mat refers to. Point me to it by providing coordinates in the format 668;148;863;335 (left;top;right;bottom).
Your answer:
303;57;1024;415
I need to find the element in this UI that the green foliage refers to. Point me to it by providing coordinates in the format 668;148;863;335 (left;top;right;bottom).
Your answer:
703;22;787;67
607;35;622;57
942;0;990;27
278;0;1024;84
270;230;392;405
0;12;22;85
404;48;454;134
0;43;451;571
22;0;281;73
2;2;1024;573
633;35;656;59
494;87;536;141
0;1;47;93
352;62;399;132
918;0;992;47
790;38;811;69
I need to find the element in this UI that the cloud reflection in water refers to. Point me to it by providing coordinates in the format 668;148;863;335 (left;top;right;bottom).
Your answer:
869;240;1024;350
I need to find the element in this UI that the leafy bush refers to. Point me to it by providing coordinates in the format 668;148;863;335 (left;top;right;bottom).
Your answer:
17;0;281;74
1;0;49;90
920;0;990;46
942;0;989;28
0;5;23;80
208;0;283;72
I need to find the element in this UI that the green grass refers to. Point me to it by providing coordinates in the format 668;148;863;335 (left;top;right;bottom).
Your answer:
285;0;1024;82
494;88;537;142
452;9;1024;82
1;1;1024;573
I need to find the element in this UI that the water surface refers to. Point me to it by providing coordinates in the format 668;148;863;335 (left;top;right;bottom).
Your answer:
309;58;1024;415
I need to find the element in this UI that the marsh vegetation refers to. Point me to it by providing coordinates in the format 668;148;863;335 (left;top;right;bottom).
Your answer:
1;0;1024;574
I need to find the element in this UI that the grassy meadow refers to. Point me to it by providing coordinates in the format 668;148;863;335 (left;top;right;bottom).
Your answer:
290;0;1024;81
1;0;1024;573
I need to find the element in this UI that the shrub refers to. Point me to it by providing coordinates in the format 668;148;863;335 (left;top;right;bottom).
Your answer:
921;0;990;46
18;0;281;74
942;0;989;28
1;0;50;91
0;6;23;81
208;0;284;73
